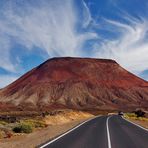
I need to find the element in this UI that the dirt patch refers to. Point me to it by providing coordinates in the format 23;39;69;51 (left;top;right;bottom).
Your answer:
128;119;148;129
0;119;90;148
0;110;94;148
124;113;148;129
44;110;94;125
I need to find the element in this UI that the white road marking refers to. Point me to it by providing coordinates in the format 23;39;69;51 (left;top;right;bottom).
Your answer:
106;116;112;148
40;116;100;148
122;116;148;132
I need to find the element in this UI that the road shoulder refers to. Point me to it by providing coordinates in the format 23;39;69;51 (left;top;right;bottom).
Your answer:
0;118;93;148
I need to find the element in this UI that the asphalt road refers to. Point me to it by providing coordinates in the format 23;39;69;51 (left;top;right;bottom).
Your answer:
40;115;148;148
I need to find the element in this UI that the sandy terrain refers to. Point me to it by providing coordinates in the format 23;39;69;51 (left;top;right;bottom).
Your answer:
124;113;148;129
43;110;94;125
0;110;94;148
129;119;148;129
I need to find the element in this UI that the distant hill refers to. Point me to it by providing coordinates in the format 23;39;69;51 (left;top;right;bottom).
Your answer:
0;57;148;111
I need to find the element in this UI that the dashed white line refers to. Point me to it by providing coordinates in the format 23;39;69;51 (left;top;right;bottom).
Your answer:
106;116;112;148
40;116;100;148
122;116;148;132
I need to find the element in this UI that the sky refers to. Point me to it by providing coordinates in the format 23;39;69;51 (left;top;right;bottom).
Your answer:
0;0;148;88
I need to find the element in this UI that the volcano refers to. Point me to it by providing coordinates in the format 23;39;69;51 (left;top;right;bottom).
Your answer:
0;57;148;111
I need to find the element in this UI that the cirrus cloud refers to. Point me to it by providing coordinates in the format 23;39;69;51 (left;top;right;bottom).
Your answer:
93;15;148;75
0;0;97;73
0;0;148;88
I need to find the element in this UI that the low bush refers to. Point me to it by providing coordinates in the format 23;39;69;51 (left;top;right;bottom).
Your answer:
124;112;148;121
13;123;33;133
138;117;148;121
0;120;8;126
21;119;46;128
135;110;145;117
125;113;137;118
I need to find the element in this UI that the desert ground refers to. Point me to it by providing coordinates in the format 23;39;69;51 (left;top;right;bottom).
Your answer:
0;110;94;148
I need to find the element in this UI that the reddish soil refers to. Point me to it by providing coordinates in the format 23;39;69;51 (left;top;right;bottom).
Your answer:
0;57;148;111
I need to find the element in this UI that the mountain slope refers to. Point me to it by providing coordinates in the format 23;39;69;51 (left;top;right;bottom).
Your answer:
0;57;148;111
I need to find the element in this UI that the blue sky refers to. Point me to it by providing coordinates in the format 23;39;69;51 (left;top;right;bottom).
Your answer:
0;0;148;88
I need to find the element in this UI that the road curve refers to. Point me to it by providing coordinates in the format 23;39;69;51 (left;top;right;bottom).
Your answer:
39;115;148;148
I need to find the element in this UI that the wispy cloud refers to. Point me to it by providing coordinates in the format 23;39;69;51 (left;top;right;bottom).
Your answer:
0;0;97;72
81;0;92;28
0;0;97;87
0;75;18;88
0;36;15;72
93;15;148;75
0;0;148;88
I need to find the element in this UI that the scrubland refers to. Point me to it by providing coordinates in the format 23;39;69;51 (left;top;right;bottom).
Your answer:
0;109;94;148
124;112;148;129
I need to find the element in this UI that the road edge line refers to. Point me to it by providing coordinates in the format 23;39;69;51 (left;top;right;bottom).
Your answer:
122;116;148;132
106;116;112;148
39;115;100;148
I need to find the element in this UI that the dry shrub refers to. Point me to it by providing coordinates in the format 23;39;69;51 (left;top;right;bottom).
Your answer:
13;123;33;133
21;119;46;128
0;120;8;126
0;130;5;139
